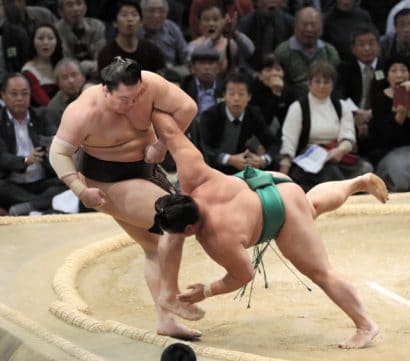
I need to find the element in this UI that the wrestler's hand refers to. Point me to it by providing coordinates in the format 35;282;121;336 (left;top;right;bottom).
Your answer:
144;141;167;163
80;187;107;209
177;283;206;304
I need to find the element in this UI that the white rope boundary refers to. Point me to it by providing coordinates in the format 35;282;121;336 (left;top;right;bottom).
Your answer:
49;234;287;361
0;302;107;361
2;193;409;361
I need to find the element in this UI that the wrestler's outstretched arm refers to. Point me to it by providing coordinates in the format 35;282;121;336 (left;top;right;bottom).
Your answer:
151;110;214;193
178;243;255;304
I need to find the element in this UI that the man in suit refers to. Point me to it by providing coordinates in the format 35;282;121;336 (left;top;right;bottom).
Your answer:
0;73;66;215
199;71;280;174
238;0;294;75
336;23;385;141
182;45;223;149
182;45;223;116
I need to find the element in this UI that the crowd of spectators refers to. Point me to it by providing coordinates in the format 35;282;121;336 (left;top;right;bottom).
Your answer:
1;0;410;216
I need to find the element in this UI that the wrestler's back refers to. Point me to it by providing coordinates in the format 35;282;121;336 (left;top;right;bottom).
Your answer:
194;174;264;258
58;84;157;162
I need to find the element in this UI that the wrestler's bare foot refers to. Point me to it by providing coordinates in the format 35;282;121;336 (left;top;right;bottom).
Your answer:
157;318;202;341
360;173;389;203
338;321;379;349
159;298;205;321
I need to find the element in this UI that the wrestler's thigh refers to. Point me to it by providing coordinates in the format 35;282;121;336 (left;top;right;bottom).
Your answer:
87;178;168;229
276;190;332;277
115;219;159;254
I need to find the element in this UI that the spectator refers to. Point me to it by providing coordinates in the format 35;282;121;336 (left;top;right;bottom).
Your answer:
0;73;66;215
0;1;30;81
250;53;296;137
188;4;254;78
280;60;372;191
385;0;410;34
199;72;280;175
182;45;222;116
381;8;410;64
22;23;63;106
336;24;385;142
323;0;372;63
55;0;106;80
161;343;196;361
189;0;254;40
274;6;340;97
364;57;410;192
3;0;55;38
139;0;189;75
238;0;294;75
181;45;222;150
47;57;86;127
97;0;166;75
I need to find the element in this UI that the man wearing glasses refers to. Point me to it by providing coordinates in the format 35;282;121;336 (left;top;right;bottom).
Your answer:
49;56;203;340
0;73;67;216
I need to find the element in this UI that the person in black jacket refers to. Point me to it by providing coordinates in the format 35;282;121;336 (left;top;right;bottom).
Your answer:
0;12;30;81
199;71;280;174
336;23;385;142
0;73;66;215
237;0;294;75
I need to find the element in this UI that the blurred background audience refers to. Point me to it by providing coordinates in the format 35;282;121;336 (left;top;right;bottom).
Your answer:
1;0;410;216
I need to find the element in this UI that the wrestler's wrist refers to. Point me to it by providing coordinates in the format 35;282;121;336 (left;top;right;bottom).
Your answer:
156;139;167;152
69;179;87;197
203;283;213;298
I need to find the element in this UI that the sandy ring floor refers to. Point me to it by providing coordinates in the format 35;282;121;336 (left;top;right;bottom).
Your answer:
1;193;409;361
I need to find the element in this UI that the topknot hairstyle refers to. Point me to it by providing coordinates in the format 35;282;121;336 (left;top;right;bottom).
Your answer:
100;56;142;91
153;194;200;234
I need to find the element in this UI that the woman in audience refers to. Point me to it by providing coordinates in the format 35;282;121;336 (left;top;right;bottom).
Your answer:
364;56;410;192
280;60;372;192
22;23;63;106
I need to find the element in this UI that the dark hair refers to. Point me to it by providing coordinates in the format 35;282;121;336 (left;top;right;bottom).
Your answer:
259;53;283;71
350;23;380;46
1;72;29;92
101;56;142;91
154;195;200;234
161;343;197;361
308;60;337;83
394;8;410;26
3;0;25;24
27;23;63;67
383;55;410;74
114;0;142;20
197;3;224;19
223;71;252;93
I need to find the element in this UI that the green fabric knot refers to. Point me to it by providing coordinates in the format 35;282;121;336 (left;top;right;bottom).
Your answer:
242;165;273;190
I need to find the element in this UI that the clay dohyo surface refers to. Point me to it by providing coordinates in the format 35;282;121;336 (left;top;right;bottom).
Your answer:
1;193;409;361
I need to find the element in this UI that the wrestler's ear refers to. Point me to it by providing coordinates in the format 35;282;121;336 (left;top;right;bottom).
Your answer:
184;224;195;236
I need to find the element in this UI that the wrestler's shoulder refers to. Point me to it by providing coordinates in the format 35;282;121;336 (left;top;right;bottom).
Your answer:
63;86;102;118
141;70;166;84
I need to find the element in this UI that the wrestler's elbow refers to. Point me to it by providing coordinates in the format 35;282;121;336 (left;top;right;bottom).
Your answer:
235;265;255;286
49;137;78;179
